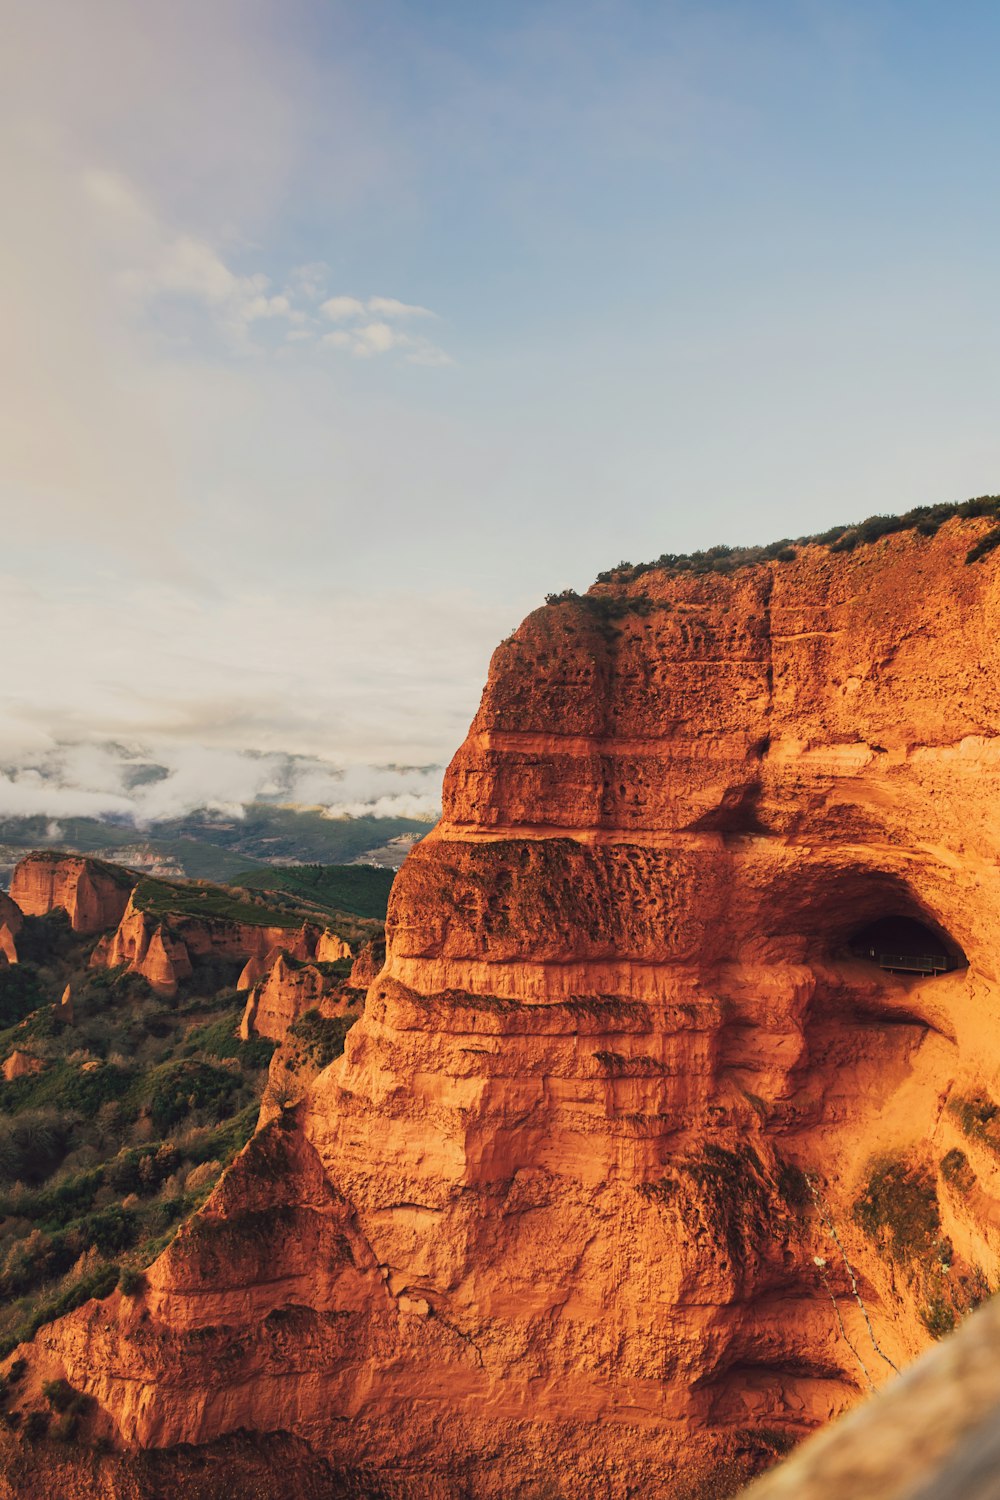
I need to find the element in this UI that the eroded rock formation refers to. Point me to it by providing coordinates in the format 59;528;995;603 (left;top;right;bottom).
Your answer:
90;895;195;996
91;897;351;1000
10;853;133;935
0;892;22;966
240;952;345;1042
13;516;1000;1498
1;1050;44;1082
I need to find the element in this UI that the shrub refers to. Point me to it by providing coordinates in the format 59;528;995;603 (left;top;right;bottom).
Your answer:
950;1094;1000;1152
23;1409;49;1441
0;1111;76;1185
0;1262;121;1357
0;967;45;1030
288;1009;358;1069
966;527;1000;564
132;1059;245;1135
184;1160;221;1195
0;1061;137;1122
940;1148;975;1195
854;1159;940;1266
118;1266;146;1296
589;494;1000;587
185;1014;275;1071
42;1378;76;1412
921;1297;956;1340
51;1409;80;1442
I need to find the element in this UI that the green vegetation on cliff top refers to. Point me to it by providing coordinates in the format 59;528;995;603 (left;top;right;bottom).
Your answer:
574;493;1000;588
233;863;394;921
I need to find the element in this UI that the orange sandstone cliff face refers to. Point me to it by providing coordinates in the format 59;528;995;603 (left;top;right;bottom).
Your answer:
240;952;348;1042
9;853;133;935
19;518;1000;1498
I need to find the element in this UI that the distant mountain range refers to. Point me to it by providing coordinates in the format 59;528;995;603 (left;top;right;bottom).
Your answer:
0;804;430;887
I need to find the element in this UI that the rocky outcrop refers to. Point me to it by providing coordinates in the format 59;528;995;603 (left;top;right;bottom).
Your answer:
348;934;385;988
17;516;1000;1498
1;1050;44;1081
91;900;350;1001
240;953;347;1043
236;927;352;993
10;853;133;935
315;931;352;964
0;892;23;964
91;897;194;998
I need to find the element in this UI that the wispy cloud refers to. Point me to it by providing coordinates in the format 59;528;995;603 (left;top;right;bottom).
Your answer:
82;169;450;362
320;294;368;321
319;293;451;363
367;296;433;319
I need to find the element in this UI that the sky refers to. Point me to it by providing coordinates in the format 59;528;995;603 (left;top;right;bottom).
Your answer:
2;0;999;823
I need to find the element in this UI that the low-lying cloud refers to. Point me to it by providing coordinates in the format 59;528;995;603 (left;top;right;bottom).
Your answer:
0;742;443;825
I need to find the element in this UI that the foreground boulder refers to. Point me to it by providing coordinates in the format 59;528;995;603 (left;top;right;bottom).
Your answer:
744;1290;1000;1499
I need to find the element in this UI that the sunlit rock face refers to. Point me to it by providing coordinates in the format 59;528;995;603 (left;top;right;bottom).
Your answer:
18;518;1000;1499
10;852;132;935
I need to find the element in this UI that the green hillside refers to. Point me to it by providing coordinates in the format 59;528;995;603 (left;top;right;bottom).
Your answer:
235;864;396;921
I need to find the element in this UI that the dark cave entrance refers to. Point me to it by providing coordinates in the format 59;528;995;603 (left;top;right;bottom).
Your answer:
848;914;965;976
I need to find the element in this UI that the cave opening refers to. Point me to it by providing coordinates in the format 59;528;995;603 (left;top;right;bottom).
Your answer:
848;914;965;976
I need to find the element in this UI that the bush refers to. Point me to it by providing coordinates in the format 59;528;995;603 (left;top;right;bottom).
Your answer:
42;1377;76;1412
854;1159;940;1266
289;1009;358;1069
23;1409;49;1441
51;1408;80;1442
133;1059;245;1135
118;1266;146;1296
0;967;44;1030
0;1111;76;1185
590;494;1000;587
921;1297;956;1340
966;527;1000;564
5;1263;119;1356
940;1148;975;1194
185;1014;274;1071
0;1061;136;1122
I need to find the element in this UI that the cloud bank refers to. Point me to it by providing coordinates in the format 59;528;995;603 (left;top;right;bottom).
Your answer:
0;572;517;825
0;742;443;825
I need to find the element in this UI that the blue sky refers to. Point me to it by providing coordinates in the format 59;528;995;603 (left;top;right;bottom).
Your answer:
1;0;998;818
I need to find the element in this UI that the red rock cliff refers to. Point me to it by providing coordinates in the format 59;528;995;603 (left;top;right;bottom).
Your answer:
0;891;23;964
18;517;1000;1498
10;853;134;935
92;898;349;1000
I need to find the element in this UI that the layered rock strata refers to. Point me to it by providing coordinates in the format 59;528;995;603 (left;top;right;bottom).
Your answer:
16;517;1000;1498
